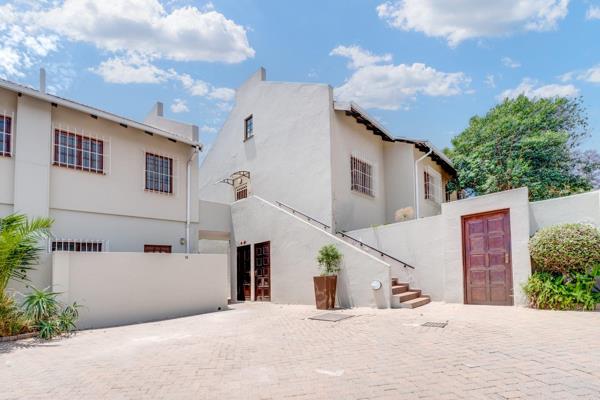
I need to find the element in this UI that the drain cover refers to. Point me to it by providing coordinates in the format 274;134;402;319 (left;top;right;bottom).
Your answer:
309;313;354;322
422;321;447;328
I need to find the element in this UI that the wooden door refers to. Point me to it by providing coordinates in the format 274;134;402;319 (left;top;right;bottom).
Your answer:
236;245;251;301
144;244;172;253
254;241;271;301
462;210;513;305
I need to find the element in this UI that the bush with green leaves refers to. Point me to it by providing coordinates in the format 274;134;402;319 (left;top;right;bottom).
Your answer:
0;293;32;337
316;245;342;276
523;266;600;311
23;287;80;340
529;223;600;275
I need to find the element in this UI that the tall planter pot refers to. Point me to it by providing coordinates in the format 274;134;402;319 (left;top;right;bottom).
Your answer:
313;275;337;310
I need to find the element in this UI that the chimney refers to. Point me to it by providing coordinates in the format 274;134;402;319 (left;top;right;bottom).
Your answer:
39;68;46;94
156;101;164;117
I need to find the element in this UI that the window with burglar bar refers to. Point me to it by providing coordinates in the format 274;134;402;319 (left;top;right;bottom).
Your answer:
350;155;374;196
53;129;105;173
51;239;105;252
424;168;442;203
145;152;174;194
235;184;248;200
0;114;13;157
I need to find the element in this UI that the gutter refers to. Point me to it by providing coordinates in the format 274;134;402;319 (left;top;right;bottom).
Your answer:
415;149;433;219
185;146;200;253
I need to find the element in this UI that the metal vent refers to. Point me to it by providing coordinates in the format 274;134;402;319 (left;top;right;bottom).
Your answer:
422;321;447;328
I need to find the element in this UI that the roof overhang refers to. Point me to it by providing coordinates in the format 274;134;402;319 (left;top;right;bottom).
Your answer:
334;101;455;176
0;78;203;149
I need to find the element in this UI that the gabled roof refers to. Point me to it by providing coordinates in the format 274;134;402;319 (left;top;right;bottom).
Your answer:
334;101;455;175
0;78;202;149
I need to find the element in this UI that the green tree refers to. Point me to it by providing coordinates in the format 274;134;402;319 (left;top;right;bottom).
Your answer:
446;95;598;200
0;214;53;295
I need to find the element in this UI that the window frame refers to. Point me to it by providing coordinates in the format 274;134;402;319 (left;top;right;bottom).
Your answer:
53;129;105;174
350;155;374;197
244;115;254;141
145;152;174;194
424;167;442;204
0;115;12;157
51;239;104;252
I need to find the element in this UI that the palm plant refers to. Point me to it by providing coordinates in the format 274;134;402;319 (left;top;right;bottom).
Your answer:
316;244;342;276
0;214;53;294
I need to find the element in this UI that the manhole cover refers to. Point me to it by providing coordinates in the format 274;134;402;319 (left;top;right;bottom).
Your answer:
422;321;447;328
309;313;354;322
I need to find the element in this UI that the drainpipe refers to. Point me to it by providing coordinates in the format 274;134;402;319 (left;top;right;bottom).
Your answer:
414;148;433;219
185;146;200;253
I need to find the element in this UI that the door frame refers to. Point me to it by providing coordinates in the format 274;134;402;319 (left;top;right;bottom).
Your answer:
236;245;251;301
461;208;514;305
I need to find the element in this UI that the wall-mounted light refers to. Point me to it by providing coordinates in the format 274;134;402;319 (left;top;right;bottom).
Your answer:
371;280;382;290
180;238;186;246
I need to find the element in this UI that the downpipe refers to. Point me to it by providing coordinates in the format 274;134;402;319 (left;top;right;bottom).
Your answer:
186;146;200;253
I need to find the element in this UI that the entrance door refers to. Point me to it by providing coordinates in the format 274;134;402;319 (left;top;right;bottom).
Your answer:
462;210;513;305
236;245;251;301
254;241;271;301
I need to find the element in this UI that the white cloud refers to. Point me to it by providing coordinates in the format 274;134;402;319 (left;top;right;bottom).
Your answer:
501;57;521;68
586;6;600;20
331;44;470;110
199;125;217;134
484;74;496;88
35;0;254;63
497;78;579;100
207;87;236;102
91;56;173;84
377;0;569;46
170;98;189;113
330;45;392;69
560;65;600;84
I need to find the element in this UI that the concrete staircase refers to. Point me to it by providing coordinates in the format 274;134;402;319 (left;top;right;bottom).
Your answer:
391;278;430;309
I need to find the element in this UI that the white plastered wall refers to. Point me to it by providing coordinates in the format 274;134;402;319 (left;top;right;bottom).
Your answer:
198;69;335;227
52;252;228;329
331;111;386;232
230;196;392;308
529;190;600;233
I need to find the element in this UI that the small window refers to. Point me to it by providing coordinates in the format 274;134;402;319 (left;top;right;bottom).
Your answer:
424;168;442;203
144;244;172;253
53;129;105;173
0;115;12;157
244;115;254;140
235;184;248;200
145;153;173;194
350;156;374;197
51;240;104;252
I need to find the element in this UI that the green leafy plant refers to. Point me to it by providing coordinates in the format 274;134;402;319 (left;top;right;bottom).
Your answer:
445;95;598;200
22;287;81;339
0;214;53;294
529;223;600;275
0;293;32;337
316;245;342;276
523;266;600;311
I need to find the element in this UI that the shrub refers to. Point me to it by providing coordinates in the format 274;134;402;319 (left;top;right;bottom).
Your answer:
23;287;80;339
316;245;342;276
523;266;600;311
529;223;600;274
0;293;33;337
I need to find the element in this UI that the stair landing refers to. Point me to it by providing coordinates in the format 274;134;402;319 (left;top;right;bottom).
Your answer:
391;278;430;309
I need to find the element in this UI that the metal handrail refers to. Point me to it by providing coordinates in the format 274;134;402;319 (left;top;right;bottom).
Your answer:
275;201;331;230
336;231;415;270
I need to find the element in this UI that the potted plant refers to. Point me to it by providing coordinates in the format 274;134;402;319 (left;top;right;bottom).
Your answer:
314;244;342;310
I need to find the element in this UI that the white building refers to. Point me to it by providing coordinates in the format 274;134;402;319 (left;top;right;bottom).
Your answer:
197;69;599;310
0;71;202;292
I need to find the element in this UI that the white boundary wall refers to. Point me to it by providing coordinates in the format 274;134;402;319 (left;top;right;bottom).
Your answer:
349;189;600;306
52;252;228;329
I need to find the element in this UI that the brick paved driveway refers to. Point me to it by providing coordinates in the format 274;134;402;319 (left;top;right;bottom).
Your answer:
1;302;599;400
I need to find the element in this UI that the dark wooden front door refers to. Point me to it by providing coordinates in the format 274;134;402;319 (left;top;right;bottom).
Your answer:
254;241;271;301
462;210;513;305
236;245;251;301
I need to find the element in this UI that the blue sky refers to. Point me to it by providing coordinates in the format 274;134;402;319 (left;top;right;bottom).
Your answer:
1;0;599;153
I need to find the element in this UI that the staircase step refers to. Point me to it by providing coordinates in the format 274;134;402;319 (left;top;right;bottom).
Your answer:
394;290;421;302
398;296;430;309
392;284;409;294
